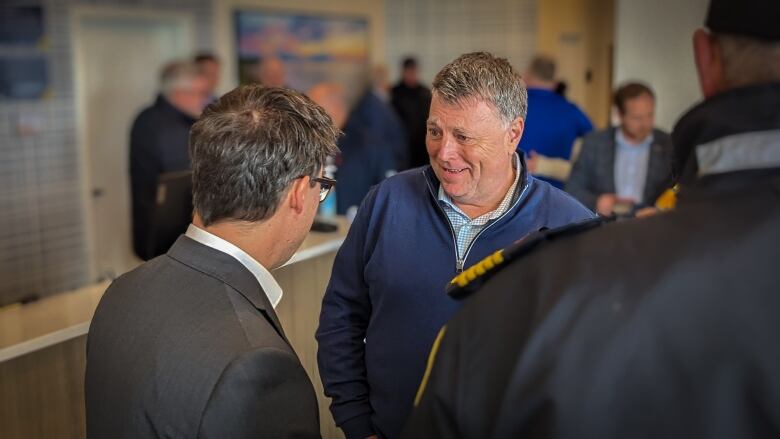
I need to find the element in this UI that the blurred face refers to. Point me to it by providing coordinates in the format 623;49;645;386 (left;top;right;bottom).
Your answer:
619;93;655;142
171;76;210;117
427;94;521;210
403;66;419;86
308;84;347;128
198;60;220;94
259;59;286;88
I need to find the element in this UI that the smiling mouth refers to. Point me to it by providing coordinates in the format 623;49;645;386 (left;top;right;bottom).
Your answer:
442;166;467;174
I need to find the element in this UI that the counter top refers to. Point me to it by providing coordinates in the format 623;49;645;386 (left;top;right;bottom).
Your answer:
0;217;349;362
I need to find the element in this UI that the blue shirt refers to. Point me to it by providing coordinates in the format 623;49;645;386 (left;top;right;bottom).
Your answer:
614;129;653;203
517;88;593;188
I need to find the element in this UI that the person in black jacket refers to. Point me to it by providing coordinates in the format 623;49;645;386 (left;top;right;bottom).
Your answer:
391;57;432;169
129;61;209;260
87;85;340;438
404;0;780;437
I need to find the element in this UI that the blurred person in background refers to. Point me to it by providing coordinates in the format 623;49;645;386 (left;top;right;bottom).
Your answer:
317;52;594;439
129;60;209;260
518;55;593;189
88;85;339;438
404;0;780;437
566;82;674;216
392;56;432;169
349;65;410;170
309;82;396;216
194;52;221;102
255;56;287;88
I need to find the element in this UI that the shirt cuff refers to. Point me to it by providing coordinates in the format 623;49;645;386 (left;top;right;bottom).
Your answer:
341;414;375;439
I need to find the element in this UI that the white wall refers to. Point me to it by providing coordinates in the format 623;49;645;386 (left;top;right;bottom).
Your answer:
385;0;537;86
614;0;709;131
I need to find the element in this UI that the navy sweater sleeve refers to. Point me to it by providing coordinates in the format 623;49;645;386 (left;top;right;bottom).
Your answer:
316;189;377;439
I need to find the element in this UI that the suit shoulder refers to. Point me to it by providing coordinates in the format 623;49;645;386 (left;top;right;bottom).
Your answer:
447;216;610;299
653;129;673;145
216;347;305;381
582;128;613;145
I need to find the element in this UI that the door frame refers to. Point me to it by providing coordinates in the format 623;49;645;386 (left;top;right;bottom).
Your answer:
71;5;195;281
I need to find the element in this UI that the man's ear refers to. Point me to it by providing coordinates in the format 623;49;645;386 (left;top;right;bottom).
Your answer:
507;116;525;152
287;176;310;215
693;28;726;98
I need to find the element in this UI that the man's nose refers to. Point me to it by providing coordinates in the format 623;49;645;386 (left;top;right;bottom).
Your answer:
437;133;459;161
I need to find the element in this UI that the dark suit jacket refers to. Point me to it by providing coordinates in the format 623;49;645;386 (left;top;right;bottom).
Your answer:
85;235;320;438
566;127;673;210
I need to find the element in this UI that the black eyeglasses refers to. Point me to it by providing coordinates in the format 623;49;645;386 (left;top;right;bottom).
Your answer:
312;176;337;202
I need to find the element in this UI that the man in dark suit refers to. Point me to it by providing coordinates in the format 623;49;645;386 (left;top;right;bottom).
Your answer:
86;85;340;438
566;82;674;216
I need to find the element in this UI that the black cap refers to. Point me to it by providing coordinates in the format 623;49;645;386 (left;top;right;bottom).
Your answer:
706;0;780;41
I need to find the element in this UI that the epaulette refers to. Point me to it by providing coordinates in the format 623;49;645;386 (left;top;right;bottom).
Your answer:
446;216;612;300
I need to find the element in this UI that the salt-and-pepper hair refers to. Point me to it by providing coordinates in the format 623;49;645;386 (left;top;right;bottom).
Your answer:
432;52;528;124
190;85;340;226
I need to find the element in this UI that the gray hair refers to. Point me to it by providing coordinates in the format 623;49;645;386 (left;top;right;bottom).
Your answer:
716;33;780;87
189;85;340;226
160;60;202;96
527;55;557;81
432;52;528;124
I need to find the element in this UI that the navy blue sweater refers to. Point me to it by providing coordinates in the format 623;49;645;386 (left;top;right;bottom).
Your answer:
316;165;595;439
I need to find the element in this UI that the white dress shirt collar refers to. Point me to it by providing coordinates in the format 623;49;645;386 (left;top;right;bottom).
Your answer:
185;224;283;308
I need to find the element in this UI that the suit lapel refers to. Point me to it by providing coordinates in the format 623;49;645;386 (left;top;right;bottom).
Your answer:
643;137;672;204
604;128;618;194
167;236;290;345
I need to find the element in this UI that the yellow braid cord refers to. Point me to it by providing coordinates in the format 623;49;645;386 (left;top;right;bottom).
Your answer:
449;249;505;288
414;325;447;406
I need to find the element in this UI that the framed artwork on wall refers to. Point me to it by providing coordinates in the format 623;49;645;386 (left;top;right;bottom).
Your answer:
234;9;369;103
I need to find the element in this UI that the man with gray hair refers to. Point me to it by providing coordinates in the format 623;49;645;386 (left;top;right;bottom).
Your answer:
87;85;339;437
317;52;594;439
130;60;210;259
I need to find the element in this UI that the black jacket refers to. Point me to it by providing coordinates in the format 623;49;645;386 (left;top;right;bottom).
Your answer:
391;83;432;169
129;95;195;260
566;127;674;209
86;236;321;438
403;83;780;439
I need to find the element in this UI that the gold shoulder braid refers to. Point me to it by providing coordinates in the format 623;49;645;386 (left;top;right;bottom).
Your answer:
446;217;609;300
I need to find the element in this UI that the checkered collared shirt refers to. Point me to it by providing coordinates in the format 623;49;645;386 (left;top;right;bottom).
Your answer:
438;153;522;266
